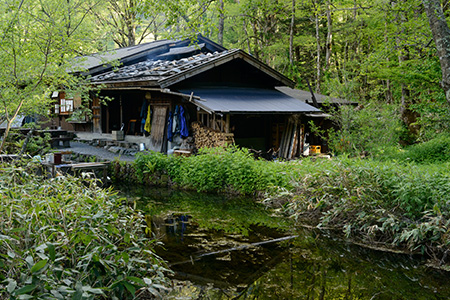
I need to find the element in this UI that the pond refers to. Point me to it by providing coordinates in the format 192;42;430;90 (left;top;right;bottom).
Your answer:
119;186;450;299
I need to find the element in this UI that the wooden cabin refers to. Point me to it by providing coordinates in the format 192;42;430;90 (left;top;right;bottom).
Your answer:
54;35;333;159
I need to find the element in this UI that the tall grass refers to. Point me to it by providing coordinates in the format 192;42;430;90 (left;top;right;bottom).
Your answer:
284;157;450;257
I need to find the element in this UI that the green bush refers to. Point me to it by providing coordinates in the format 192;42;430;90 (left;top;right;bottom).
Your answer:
0;162;169;299
173;147;291;194
311;104;404;157
399;133;450;164
133;151;173;183
282;157;450;256
132;146;291;194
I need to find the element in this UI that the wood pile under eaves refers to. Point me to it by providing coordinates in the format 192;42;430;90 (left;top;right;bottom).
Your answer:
192;122;234;149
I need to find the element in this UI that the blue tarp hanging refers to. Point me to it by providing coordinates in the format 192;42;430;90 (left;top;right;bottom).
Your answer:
168;105;189;141
167;111;173;142
180;106;188;138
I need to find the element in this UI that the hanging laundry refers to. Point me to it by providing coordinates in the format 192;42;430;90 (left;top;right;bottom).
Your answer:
140;99;148;118
144;105;152;133
180;106;189;138
175;105;181;134
172;105;178;134
167;111;174;142
140;99;148;133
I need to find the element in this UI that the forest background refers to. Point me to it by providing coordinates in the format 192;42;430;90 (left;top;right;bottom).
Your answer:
4;1;450;297
1;0;450;155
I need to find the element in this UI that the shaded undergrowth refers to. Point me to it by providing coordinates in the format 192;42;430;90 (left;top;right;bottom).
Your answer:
0;160;169;299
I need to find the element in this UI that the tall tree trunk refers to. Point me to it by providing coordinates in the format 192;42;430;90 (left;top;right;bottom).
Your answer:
422;0;450;105
396;1;419;137
0;98;25;153
289;0;296;64
325;1;332;70
252;20;260;59
314;0;321;93
218;0;224;45
126;0;136;46
243;19;252;54
385;10;393;103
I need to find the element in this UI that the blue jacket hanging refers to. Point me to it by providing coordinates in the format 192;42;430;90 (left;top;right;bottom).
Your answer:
180;106;189;138
167;111;174;142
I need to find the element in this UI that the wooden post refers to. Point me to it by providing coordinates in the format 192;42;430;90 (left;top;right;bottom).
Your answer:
106;108;110;133
92;96;102;133
119;95;123;127
225;114;230;133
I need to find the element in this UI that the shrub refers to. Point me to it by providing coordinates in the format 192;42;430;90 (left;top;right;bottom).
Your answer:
282;157;450;257
400;133;450;164
132;146;291;194
0;162;169;299
311;103;404;157
133;151;173;183
173;147;291;194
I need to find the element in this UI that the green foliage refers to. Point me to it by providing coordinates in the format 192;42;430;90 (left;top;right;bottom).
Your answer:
180;147;292;193
397;133;450;164
134;151;178;184
280;157;450;257
310;104;404;157
0;0;104;153
2;130;51;156
132;147;291;194
0;161;169;299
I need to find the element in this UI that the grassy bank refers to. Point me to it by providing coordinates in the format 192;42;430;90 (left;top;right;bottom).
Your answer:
0;161;169;299
113;145;450;265
282;158;450;257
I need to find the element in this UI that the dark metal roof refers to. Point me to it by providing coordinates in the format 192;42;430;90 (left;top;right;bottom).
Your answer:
156;43;206;58
275;86;355;105
72;40;172;71
179;87;321;114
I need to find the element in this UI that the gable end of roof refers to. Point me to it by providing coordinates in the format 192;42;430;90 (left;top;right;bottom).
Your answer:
158;49;295;88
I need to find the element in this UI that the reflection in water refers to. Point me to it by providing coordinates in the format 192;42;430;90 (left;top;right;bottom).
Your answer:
119;186;450;299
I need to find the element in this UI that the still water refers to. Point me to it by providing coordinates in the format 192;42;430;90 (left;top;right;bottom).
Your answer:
120;186;450;299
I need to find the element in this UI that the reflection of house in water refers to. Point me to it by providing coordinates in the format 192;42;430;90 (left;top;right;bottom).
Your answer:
149;213;290;291
50;35;359;158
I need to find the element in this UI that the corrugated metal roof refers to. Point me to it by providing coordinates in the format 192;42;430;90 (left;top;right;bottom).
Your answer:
71;35;227;75
72;40;174;72
275;86;355;105
180;87;321;114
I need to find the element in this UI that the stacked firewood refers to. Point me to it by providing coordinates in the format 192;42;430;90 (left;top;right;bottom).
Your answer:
191;122;234;149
